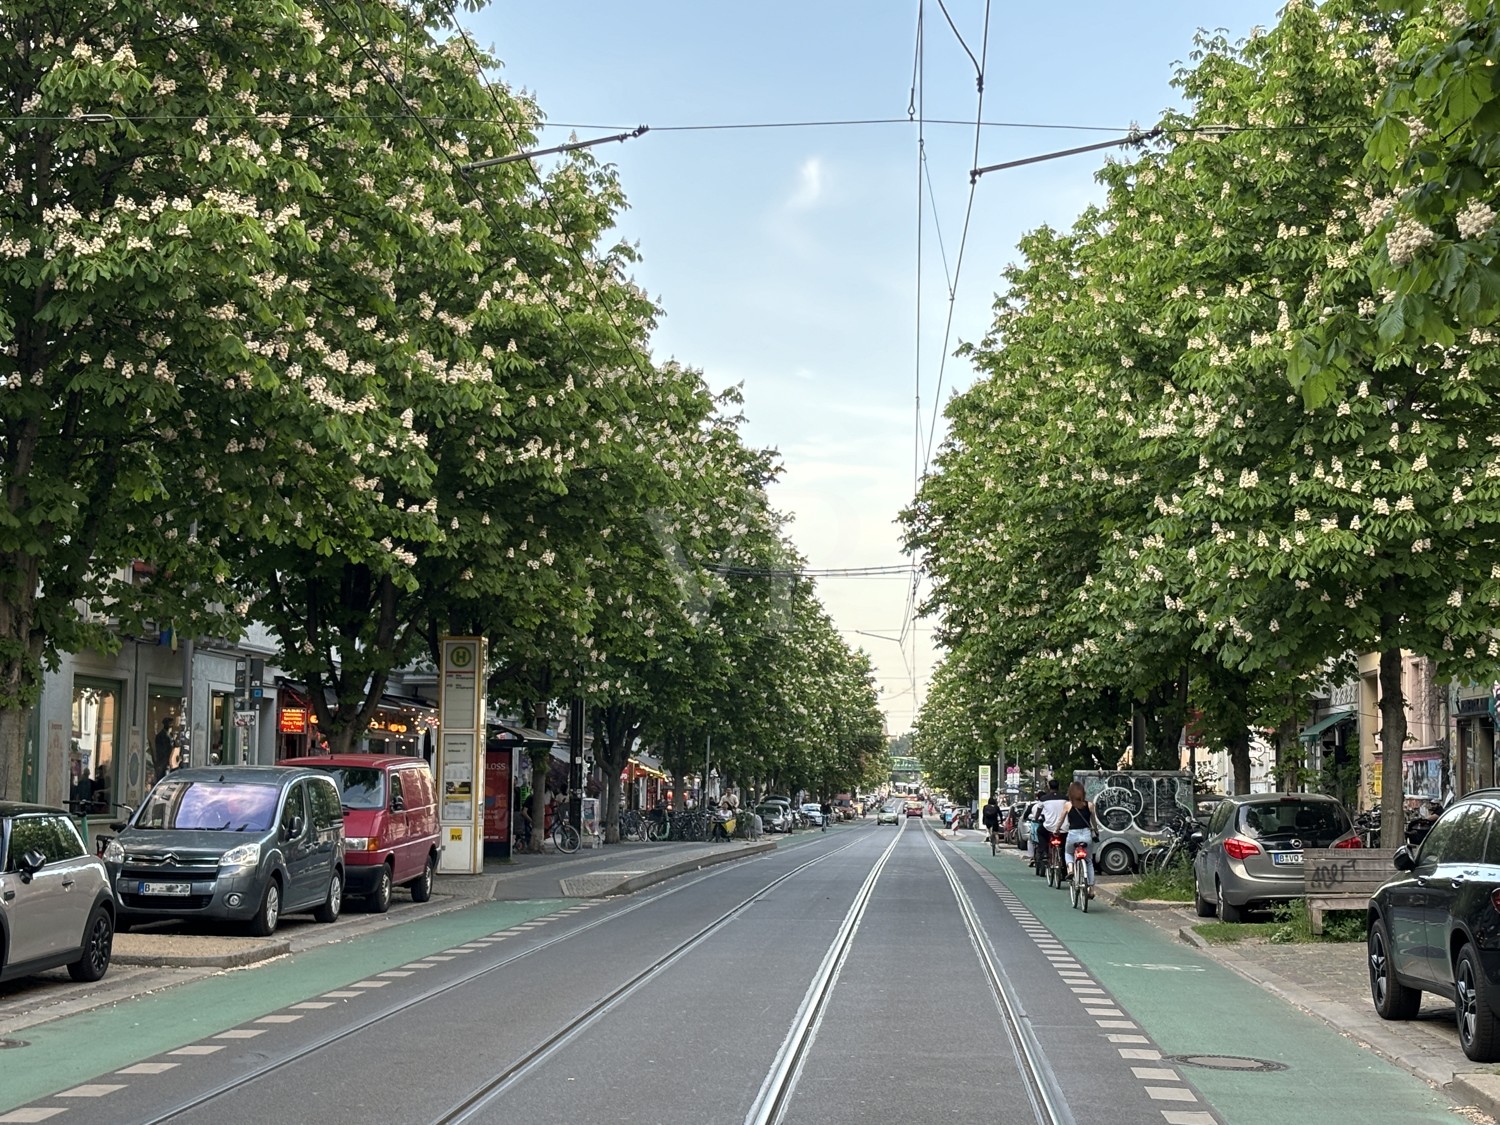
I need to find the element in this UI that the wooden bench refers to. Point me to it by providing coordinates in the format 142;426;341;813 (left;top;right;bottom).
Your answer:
1302;849;1397;935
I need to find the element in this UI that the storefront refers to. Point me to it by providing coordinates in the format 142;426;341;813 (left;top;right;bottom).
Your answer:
1456;689;1496;794
276;683;438;760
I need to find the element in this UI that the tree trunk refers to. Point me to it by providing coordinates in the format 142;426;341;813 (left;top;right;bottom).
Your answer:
0;703;30;803
1229;727;1251;795
1379;645;1408;849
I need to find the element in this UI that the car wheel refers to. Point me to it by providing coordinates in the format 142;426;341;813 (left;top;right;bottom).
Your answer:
248;878;282;937
1368;918;1421;1020
366;864;393;914
1457;945;1500;1061
410;853;437;903
1192;878;1216;919
1098;844;1132;876
1215;880;1242;923
67;906;114;983
313;869;343;923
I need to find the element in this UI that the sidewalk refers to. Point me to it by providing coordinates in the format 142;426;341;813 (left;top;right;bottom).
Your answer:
965;827;1500;1123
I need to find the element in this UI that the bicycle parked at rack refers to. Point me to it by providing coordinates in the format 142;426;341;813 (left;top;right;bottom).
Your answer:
1141;816;1202;874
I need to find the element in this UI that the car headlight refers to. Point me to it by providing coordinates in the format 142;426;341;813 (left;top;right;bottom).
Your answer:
219;842;261;870
103;839;124;864
345;837;371;851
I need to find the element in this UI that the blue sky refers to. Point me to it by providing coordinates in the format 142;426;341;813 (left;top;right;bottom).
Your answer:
475;1;1285;734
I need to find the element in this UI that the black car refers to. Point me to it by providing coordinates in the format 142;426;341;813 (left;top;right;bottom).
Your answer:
1368;788;1500;1061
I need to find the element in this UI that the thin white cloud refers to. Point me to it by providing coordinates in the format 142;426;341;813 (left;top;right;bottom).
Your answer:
786;157;824;210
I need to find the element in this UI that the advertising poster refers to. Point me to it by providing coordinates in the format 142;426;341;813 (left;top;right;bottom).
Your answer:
484;749;512;844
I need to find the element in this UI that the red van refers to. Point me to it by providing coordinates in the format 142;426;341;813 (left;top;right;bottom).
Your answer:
290;755;441;912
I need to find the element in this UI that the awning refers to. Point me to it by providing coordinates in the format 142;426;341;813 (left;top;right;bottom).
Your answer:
1299;710;1355;742
488;723;555;746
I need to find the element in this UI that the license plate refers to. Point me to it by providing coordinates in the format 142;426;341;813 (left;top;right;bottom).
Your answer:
139;881;192;896
1272;852;1303;865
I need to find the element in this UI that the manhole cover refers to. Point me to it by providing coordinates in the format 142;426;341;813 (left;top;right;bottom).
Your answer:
0;1039;27;1050
1170;1054;1284;1072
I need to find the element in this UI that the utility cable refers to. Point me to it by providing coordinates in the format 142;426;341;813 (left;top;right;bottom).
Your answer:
920;0;991;483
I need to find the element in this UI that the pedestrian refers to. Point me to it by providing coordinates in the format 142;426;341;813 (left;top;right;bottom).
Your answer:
70;768;93;814
517;805;533;850
153;716;177;779
819;798;832;832
1048;781;1101;898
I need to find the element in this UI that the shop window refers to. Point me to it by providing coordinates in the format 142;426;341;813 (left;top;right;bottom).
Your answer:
210;690;237;765
71;680;121;814
147;689;183;785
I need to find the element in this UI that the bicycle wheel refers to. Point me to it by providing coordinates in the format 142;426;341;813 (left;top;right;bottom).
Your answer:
555;823;580;854
1071;864;1082;910
651;819;670;842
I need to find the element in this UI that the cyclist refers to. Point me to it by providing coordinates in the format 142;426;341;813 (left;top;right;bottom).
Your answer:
981;795;1001;847
1036;778;1069;879
1048;781;1101;899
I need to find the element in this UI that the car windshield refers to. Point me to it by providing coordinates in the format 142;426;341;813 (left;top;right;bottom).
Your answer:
134;779;280;832
305;765;386;810
1237;800;1350;845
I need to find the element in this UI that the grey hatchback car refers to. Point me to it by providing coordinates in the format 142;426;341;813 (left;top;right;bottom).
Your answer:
1;802;115;984
1193;792;1359;921
104;766;344;936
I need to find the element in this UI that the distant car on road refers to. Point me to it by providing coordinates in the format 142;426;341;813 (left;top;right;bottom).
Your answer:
756;803;792;833
876;803;901;825
1192;792;1358;922
1368;788;1500;1061
905;799;924;818
0;802;115;985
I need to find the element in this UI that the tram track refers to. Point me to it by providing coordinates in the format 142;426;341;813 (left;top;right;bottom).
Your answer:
925;828;1076;1125
135;833;869;1125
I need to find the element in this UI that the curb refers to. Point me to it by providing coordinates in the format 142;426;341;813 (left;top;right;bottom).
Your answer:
602;841;779;897
113;939;292;969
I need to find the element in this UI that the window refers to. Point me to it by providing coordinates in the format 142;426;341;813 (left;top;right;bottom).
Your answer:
308;778;342;831
136;780;280;832
1418;806;1462;865
279;784;308;840
147;689;183;784
72;679;121;814
4;815;83;869
1432;804;1493;865
389;772;405;812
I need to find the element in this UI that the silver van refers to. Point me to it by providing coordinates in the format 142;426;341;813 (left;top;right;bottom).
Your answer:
104;766;344;935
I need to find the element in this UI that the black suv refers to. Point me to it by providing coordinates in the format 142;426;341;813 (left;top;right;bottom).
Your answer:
1368;788;1500;1060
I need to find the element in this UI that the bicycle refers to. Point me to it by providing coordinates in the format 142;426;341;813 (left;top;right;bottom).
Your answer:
1069;837;1092;913
1046;836;1067;889
553;820;581;854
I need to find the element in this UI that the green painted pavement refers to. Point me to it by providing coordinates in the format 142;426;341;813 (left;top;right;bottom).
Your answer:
0;899;562;1112
961;844;1453;1125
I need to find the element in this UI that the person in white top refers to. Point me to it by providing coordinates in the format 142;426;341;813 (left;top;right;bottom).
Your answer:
1037;778;1070;872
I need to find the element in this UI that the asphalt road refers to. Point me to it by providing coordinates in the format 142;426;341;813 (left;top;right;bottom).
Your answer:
0;820;1464;1125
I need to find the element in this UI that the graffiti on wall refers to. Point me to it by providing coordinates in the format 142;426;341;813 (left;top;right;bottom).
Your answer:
1078;772;1193;833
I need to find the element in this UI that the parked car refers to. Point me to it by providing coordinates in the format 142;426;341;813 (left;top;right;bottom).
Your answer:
1368;788;1500;1060
105;766;345;936
876;802;901;825
0;802;115;984
760;797;796;829
294;755;441;912
1192;792;1359;922
755;803;792;833
801;803;825;827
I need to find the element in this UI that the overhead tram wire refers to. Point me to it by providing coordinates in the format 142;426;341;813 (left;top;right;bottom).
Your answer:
919;0;991;484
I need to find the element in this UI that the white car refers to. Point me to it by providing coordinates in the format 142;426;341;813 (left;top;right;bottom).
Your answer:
801;803;825;827
876;803;901;825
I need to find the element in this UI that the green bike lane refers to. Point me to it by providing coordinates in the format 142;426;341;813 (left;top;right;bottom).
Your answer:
958;842;1456;1125
0;898;563;1113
